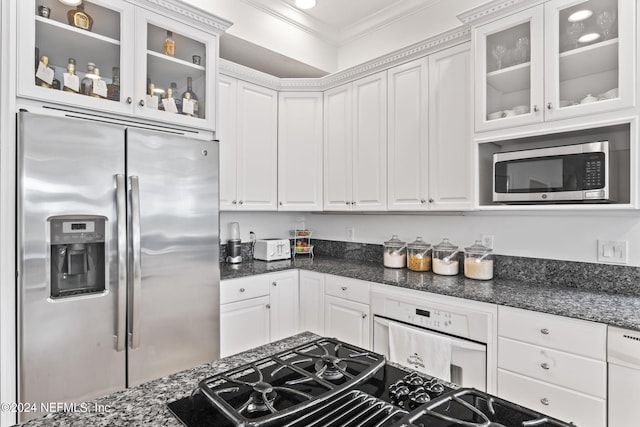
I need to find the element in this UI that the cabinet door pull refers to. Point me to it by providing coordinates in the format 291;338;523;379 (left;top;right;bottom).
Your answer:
239;200;244;205
429;198;434;203
345;201;350;205
540;398;549;406
547;102;553;110
533;105;539;112
420;199;426;204
232;200;237;205
341;286;347;291
540;328;550;335
266;304;271;309
239;288;245;293
126;97;133;104
540;362;550;370
272;282;277;287
139;99;145;107
352;201;356;205
362;313;367;319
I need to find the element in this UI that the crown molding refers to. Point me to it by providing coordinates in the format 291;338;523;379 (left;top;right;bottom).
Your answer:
457;0;545;27
135;0;233;33
220;25;471;92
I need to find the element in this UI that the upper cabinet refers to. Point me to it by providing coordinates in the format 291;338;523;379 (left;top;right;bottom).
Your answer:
218;75;278;211
324;72;387;211
387;43;473;211
18;0;228;130
278;92;323;211
474;0;635;132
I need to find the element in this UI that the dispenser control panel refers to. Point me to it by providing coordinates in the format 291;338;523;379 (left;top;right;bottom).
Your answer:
51;217;105;244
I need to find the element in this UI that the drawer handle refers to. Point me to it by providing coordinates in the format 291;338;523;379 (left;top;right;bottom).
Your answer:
540;328;550;335
540;397;549;406
540;363;550;370
272;282;277;287
239;288;245;293
266;304;271;309
362;313;367;319
341;286;348;291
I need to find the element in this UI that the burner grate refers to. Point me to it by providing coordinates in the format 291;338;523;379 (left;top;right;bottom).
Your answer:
198;338;386;427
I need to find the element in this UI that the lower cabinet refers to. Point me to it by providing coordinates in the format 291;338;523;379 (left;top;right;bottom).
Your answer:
299;270;325;335
323;275;371;349
220;271;299;357
497;306;607;427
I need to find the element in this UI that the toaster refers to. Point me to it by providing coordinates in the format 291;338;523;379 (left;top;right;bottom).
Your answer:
253;238;291;261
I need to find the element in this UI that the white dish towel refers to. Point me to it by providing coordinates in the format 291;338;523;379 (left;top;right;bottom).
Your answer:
388;321;452;381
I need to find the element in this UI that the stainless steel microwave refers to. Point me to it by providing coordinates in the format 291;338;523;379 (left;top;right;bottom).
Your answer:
493;141;612;203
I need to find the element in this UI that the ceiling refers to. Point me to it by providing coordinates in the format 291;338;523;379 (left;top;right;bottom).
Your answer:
219;0;444;78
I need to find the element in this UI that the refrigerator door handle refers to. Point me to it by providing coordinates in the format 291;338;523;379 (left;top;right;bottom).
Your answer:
129;175;142;349
116;174;127;352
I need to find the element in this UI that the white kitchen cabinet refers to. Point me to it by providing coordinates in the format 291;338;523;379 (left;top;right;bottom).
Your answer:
474;0;634;132
277;92;323;211
387;44;472;211
497;306;607;427
323;275;371;349
268;271;299;342
218;75;278;211
18;0;226;129
324;72;387;211
299;271;325;335
220;296;270;358
220;271;300;356
428;43;473;210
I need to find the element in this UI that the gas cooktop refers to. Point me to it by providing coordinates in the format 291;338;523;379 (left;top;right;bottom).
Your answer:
167;337;576;427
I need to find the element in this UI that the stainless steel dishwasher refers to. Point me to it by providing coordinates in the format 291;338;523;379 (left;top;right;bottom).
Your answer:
608;326;640;427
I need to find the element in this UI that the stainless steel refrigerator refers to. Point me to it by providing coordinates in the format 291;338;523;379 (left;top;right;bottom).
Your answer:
17;112;219;421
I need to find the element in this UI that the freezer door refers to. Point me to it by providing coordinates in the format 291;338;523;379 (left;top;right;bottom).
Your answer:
126;128;219;386
17;113;126;421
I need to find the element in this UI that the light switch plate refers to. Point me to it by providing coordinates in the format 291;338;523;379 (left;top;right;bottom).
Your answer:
597;240;628;264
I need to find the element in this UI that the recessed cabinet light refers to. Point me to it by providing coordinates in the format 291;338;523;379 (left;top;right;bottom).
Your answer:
58;0;83;6
579;32;601;43
568;9;593;22
294;0;316;10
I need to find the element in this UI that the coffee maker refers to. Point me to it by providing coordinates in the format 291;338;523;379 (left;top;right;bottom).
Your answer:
226;222;242;264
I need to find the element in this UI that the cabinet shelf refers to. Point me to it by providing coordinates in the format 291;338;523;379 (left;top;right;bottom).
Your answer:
35;15;120;71
559;38;618;82
487;62;530;93
146;50;205;72
146;50;205;92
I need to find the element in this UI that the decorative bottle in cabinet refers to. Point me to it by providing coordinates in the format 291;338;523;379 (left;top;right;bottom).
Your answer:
67;3;93;31
107;67;120;101
90;68;108;99
181;77;198;117
35;56;52;88
62;58;79;93
81;63;96;96
164;31;175;57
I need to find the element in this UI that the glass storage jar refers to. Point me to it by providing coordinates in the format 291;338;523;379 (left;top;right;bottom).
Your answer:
407;237;431;272
464;240;494;280
432;238;459;275
383;235;407;269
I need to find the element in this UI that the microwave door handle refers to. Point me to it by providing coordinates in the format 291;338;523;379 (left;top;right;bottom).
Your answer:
115;174;127;352
129;176;142;350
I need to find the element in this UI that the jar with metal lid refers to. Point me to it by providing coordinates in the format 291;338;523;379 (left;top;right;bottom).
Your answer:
464;240;494;280
432;238;460;275
407;237;431;272
383;235;406;268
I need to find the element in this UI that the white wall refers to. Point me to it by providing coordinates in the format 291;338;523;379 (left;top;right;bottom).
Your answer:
220;211;306;242
337;0;488;70
183;0;338;73
290;211;640;266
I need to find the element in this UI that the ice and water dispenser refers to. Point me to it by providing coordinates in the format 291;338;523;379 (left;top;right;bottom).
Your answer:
48;215;107;298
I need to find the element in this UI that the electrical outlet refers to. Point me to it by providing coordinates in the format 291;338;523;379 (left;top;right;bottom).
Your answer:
481;234;494;249
598;240;628;264
346;227;355;242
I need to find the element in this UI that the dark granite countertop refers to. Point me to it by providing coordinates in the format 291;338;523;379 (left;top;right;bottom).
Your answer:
16;332;320;427
221;256;640;332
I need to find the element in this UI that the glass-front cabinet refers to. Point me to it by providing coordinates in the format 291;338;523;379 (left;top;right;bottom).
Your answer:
18;0;222;130
474;0;634;132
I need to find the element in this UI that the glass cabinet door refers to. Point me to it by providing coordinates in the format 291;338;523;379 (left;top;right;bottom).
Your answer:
474;7;544;132
544;0;634;121
18;0;134;114
134;9;215;129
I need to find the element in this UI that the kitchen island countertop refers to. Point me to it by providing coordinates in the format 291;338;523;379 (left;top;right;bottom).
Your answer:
16;332;321;427
221;256;640;331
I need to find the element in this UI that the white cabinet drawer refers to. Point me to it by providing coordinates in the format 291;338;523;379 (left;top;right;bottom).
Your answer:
498;369;606;427
220;276;269;304
498;306;606;360
325;274;370;304
498;337;606;397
